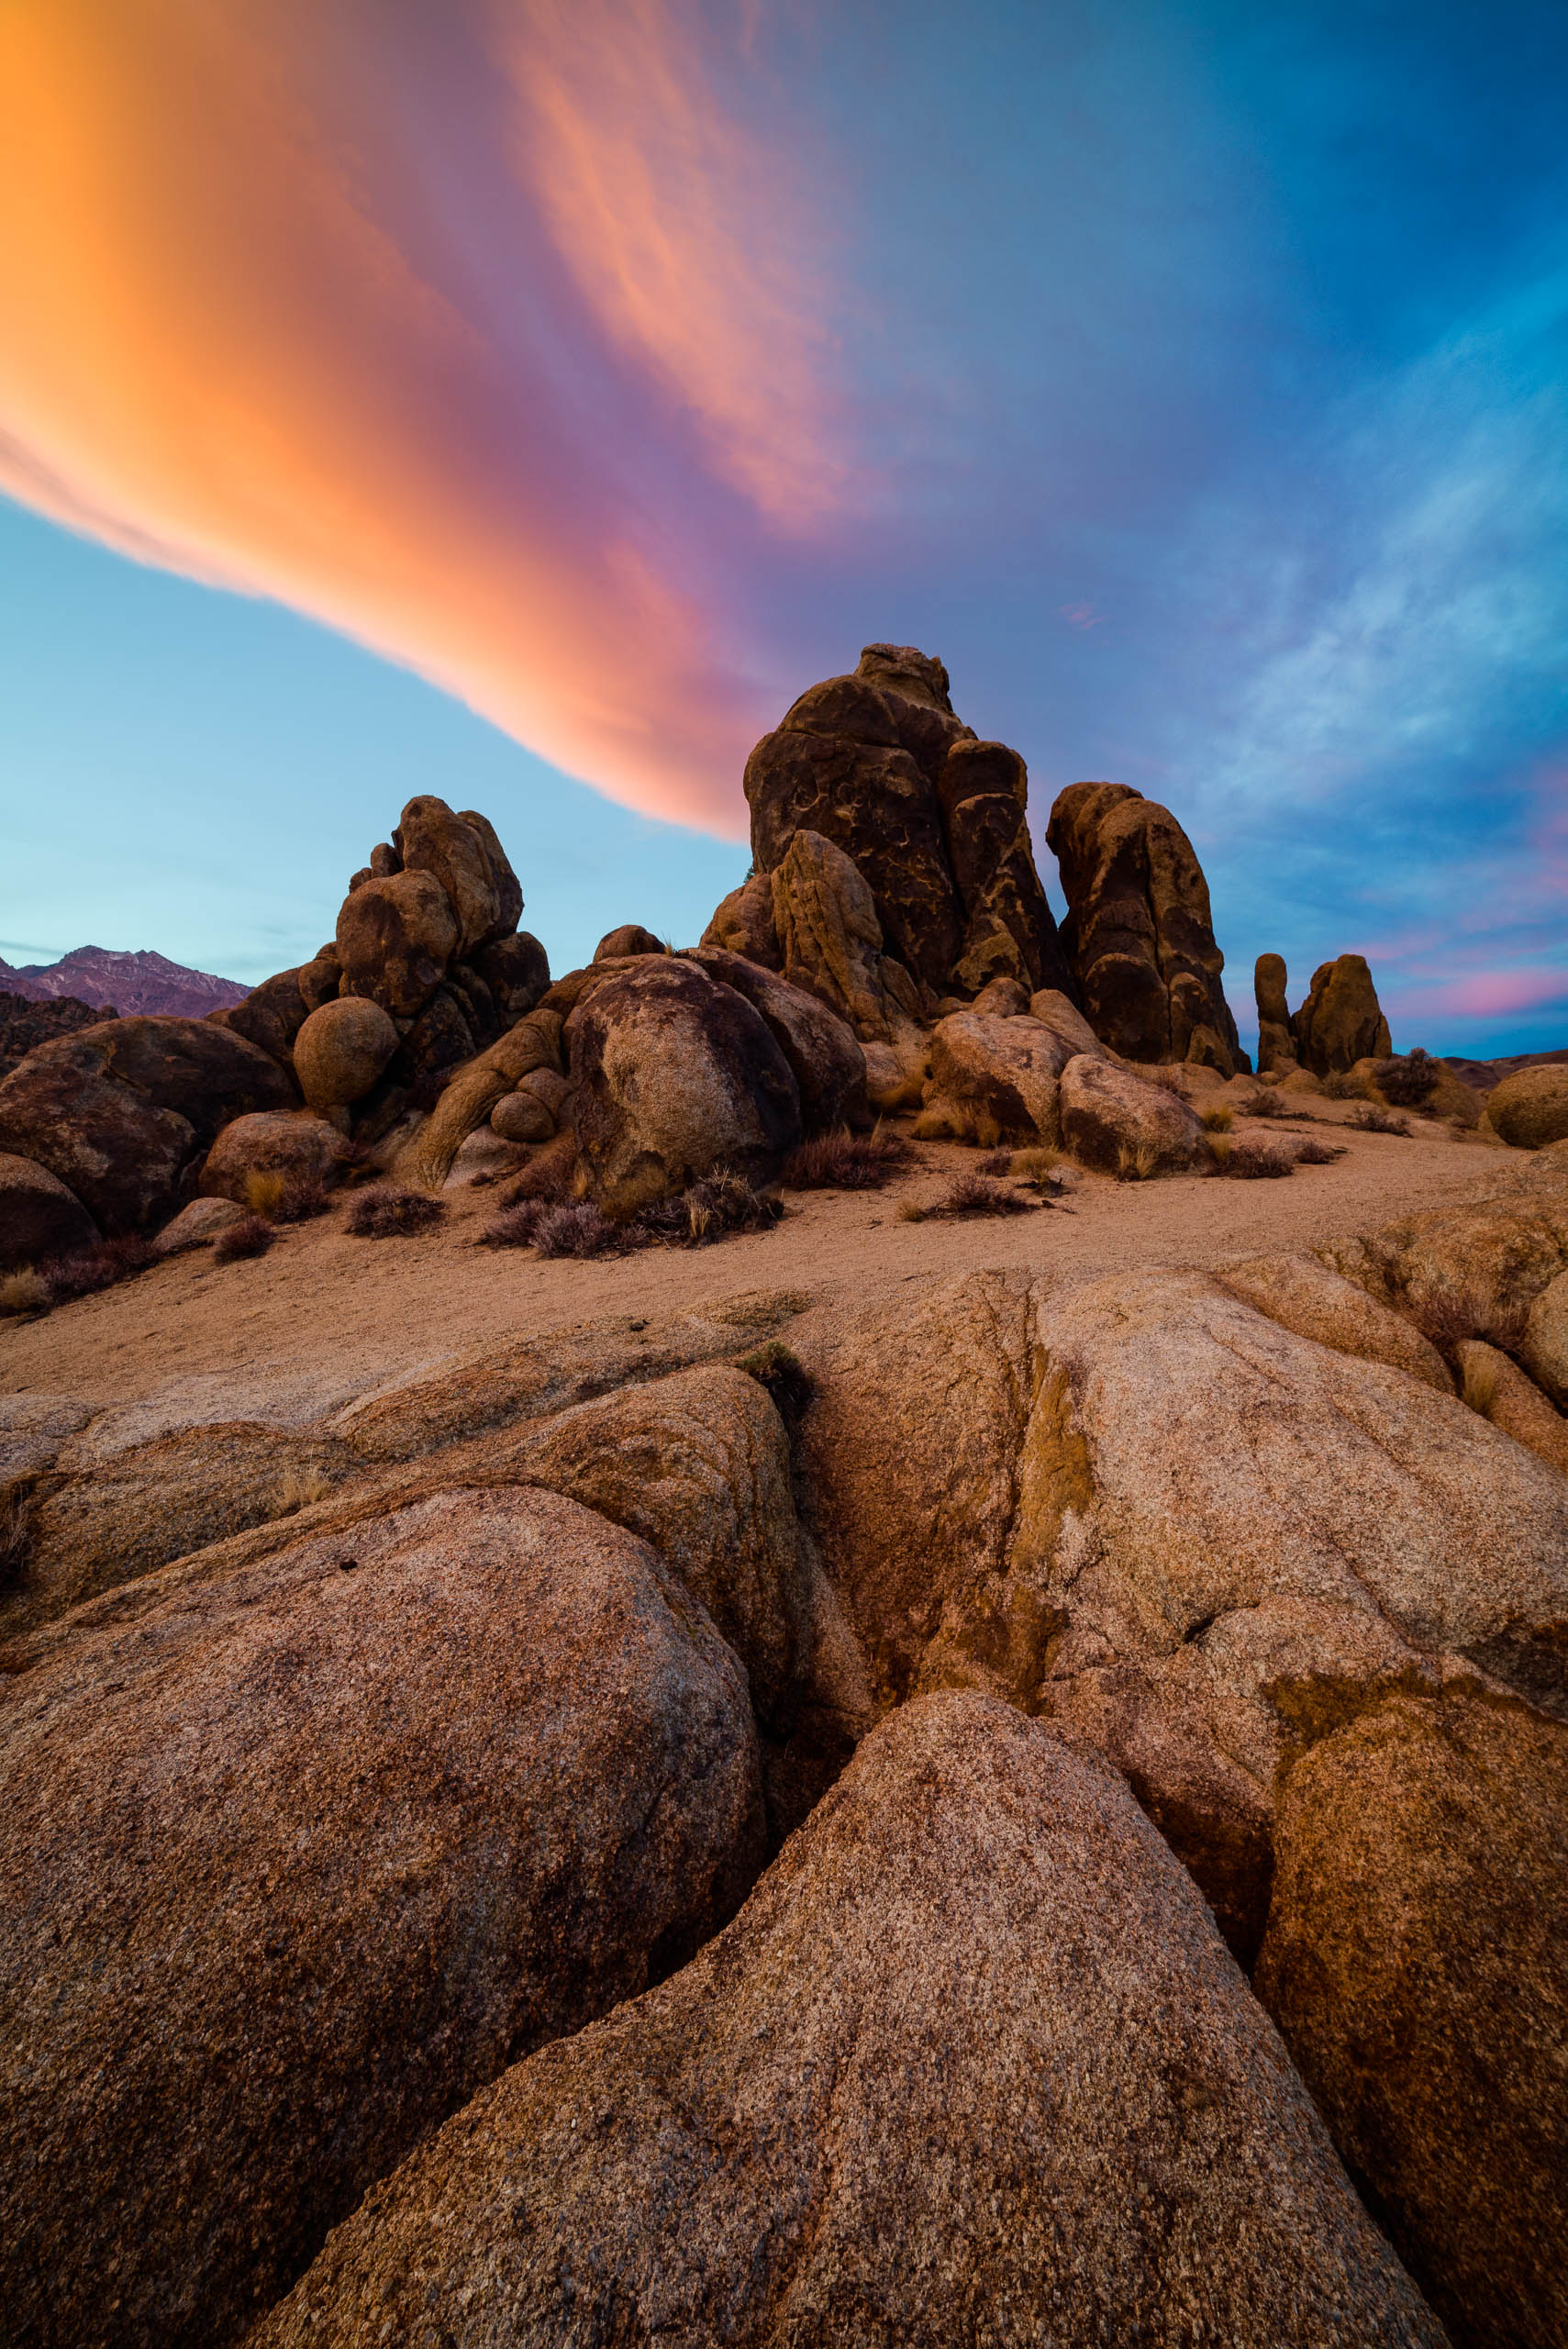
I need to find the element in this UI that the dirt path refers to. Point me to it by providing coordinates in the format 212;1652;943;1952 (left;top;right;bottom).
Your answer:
1;1105;1515;1414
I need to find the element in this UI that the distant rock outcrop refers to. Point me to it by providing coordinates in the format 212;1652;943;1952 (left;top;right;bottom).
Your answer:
1254;952;1295;1074
0;946;245;1017
1046;782;1243;1073
1291;952;1392;1074
743;644;1076;1006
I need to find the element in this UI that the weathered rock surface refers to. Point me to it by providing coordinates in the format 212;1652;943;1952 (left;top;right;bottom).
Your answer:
490;1087;556;1142
150;1196;246;1258
0;1151;97;1270
682;946;870;1134
1046;782;1242;1070
334;868;460;1016
917;1010;1065;1143
0;1486;764;2349
699;872;781;968
567;959;801;1217
1029;985;1105;1058
745;644;1073;1003
0;1017;296;1232
1488;1063;1568;1150
389;1008;562;1193
197;1109;351;1205
292;995;399;1110
1058;1051;1207;1174
767;827;920;1044
1257;1690;1568;2349
1456;1338;1568;1475
1292;953;1393;1075
1218;1252;1453;1393
0;990;111;1083
594;923;664;961
1255;952;1295;1072
394;796;521;958
473;929;548;1023
257;1695;1444;2349
1323;1182;1568;1349
1522;1267;1568;1405
216;966;308;1065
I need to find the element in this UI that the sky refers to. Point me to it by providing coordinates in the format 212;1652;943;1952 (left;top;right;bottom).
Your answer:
0;0;1564;1054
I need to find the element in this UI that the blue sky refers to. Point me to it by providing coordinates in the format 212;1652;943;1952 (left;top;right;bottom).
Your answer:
1;0;1563;1057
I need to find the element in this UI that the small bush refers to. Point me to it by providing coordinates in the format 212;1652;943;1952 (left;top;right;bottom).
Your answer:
934;1173;1039;1219
345;1184;447;1238
1147;1066;1189;1093
896;1199;927;1223
1346;1105;1412;1138
213;1215;275;1264
1320;1070;1362;1099
531;1202;626;1259
1209;1133;1295;1178
1376;1049;1440;1108
975;1149;1013;1175
1115;1141;1161;1183
784;1126;913;1191
1404;1284;1529;1360
1;1269;50;1317
39;1234;155;1301
637;1171;783;1246
1202;1105;1234;1133
1240;1085;1294;1120
734;1340;816;1428
245;1169;332;1223
1293;1136;1346;1164
477;1199;552;1250
271;1465;337;1517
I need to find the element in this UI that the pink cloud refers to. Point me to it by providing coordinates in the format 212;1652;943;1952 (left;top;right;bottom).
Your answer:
1059;601;1106;631
1392;967;1568;1021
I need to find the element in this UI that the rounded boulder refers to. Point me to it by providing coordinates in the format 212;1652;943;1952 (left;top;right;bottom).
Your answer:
0;1152;99;1271
293;997;399;1110
1488;1064;1568;1151
334;869;459;1017
198;1111;352;1206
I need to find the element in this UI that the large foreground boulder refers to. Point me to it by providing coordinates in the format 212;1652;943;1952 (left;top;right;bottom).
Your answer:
0;1486;764;2349
292;996;399;1111
334;868;460;1016
743;644;1075;1004
917;1009;1067;1143
1488;1063;1568;1150
1058;1051;1207;1174
1257;1690;1568;2349
0;1017;296;1232
0;1151;97;1271
256;1696;1442;2349
394;797;521;958
567;959;802;1216
1046;782;1242;1070
680;945;871;1133
197;1109;352;1205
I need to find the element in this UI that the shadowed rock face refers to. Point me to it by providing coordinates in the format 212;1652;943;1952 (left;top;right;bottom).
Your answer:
1292;954;1392;1075
1046;781;1242;1071
1258;1690;1568;2349
1256;952;1295;1072
0;1486;764;2349
743;644;1075;1004
0;1016;296;1232
0;1150;98;1271
254;1695;1444;2349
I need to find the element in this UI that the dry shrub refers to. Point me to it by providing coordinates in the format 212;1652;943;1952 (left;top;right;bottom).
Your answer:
1404;1284;1529;1361
1293;1135;1346;1165
39;1234;155;1302
933;1172;1038;1219
637;1171;783;1246
1202;1105;1234;1133
1114;1140;1161;1184
1147;1066;1190;1094
245;1169;332;1223
734;1340;816;1429
1;1269;50;1317
975;1150;1013;1175
483;1169;782;1257
1240;1085;1295;1120
530;1202;626;1260
1346;1105;1412;1138
1208;1133;1295;1179
345;1184;447;1239
782;1125;912;1190
1320;1070;1362;1099
271;1465;336;1518
1375;1048;1441;1108
896;1200;927;1223
1010;1146;1062;1180
477;1199;550;1250
213;1215;275;1264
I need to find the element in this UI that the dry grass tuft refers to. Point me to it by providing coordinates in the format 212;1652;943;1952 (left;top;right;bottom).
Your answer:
637;1171;782;1246
931;1172;1039;1219
1208;1133;1295;1179
477;1199;550;1250
345;1184;447;1239
213;1215;275;1264
896;1199;927;1223
272;1464;337;1518
1403;1283;1529;1361
1346;1105;1412;1138
1009;1145;1062;1180
1;1269;50;1317
1114;1140;1161;1184
530;1202;626;1259
782;1125;912;1191
245;1169;333;1223
734;1340;816;1428
1320;1070;1362;1099
1202;1105;1234;1132
1293;1135;1346;1165
1147;1066;1190;1094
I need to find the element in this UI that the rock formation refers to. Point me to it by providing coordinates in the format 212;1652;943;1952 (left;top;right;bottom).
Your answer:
742;643;1076;1005
1254;952;1295;1073
1291;952;1392;1074
1488;1063;1568;1150
0;990;109;1082
1046;781;1244;1071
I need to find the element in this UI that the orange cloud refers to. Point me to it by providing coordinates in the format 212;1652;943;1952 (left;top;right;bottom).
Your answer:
0;0;845;834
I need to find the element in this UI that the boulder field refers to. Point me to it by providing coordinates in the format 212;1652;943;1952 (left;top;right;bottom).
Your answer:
2;644;1565;2345
4;1152;1568;2343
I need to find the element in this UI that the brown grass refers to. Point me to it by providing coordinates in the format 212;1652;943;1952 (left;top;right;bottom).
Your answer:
1114;1140;1161;1183
0;1270;50;1317
781;1124;912;1190
38;1234;156;1302
734;1340;816;1427
1346;1105;1412;1137
929;1173;1040;1219
1320;1070;1362;1099
345;1185;448;1239
245;1169;333;1223
1208;1133;1296;1179
1403;1284;1529;1360
1201;1105;1234;1133
213;1215;275;1264
1293;1135;1347;1164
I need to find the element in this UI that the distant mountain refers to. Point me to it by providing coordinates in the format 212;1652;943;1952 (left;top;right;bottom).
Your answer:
0;946;250;1018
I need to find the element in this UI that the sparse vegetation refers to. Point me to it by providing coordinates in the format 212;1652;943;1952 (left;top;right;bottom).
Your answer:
1346;1105;1412;1137
39;1235;156;1302
734;1340;816;1427
638;1171;783;1245
1207;1133;1295;1178
1375;1049;1440;1108
1147;1066;1189;1093
271;1465;337;1518
345;1184;447;1238
0;1270;50;1317
1402;1283;1529;1362
483;1168;783;1255
245;1170;333;1223
782;1125;913;1190
929;1172;1040;1218
1239;1085;1296;1120
1114;1141;1161;1183
213;1215;275;1263
896;1199;928;1223
1201;1105;1234;1132
1293;1136;1346;1164
530;1202;626;1259
1320;1070;1362;1099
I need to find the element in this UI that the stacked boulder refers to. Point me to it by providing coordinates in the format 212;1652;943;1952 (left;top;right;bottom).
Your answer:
1045;782;1245;1074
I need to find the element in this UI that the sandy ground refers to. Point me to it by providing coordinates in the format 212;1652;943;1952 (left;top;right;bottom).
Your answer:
1;1099;1514;1415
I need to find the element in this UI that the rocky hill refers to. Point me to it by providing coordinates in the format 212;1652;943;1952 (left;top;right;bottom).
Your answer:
0;944;247;1017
